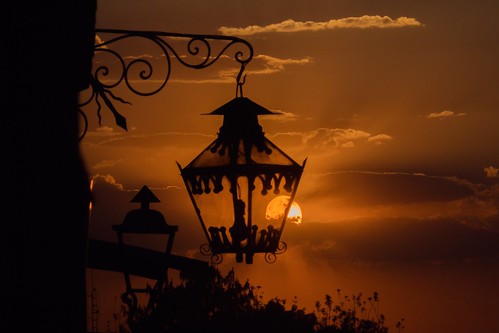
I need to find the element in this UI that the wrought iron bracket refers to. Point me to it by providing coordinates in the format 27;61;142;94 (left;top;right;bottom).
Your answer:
79;28;254;140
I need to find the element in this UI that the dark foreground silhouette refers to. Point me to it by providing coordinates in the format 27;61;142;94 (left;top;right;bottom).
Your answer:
120;266;401;333
3;2;96;332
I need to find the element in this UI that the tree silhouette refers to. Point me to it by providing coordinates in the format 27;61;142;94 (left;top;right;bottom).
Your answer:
120;267;399;333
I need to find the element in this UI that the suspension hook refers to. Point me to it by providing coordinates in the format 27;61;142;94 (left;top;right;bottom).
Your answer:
236;63;247;98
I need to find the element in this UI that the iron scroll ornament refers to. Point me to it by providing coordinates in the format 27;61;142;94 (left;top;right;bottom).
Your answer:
78;28;254;140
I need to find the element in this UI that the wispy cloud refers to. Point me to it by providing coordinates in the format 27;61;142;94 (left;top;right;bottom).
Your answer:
427;110;466;119
265;110;301;122
218;54;312;77
171;54;312;84
271;128;393;152
302;128;371;149
367;134;393;145
219;16;423;36
95;126;115;133
302;128;394;149
123;54;156;60
85;131;215;147
82;126;123;139
252;54;312;74
91;174;124;190
92;160;125;170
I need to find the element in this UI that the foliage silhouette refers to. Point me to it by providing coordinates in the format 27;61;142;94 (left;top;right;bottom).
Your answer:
314;290;404;333
120;266;401;333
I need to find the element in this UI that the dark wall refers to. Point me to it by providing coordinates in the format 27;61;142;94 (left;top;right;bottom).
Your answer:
2;2;97;332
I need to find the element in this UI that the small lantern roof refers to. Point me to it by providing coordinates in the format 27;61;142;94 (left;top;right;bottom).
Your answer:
183;97;301;170
131;185;160;203
113;185;178;234
204;97;278;116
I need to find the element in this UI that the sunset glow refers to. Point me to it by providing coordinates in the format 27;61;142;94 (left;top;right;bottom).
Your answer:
287;201;303;225
83;2;499;333
265;196;303;225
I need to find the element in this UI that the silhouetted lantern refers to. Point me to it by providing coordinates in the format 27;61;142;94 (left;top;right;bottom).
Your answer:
112;185;178;301
178;97;306;264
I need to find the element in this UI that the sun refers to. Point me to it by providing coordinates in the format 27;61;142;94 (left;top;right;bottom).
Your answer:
265;196;303;225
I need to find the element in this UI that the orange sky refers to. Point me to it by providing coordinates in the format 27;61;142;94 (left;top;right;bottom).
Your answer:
82;1;499;332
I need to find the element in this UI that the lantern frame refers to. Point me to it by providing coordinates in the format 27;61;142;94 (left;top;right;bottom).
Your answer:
178;97;306;264
112;185;179;310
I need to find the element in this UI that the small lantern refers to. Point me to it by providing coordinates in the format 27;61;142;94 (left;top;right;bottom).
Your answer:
178;97;306;264
112;185;178;302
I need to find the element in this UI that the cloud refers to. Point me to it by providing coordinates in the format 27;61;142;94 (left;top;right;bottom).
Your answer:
427;110;466;119
84;131;215;148
123;54;156;60
264;110;300;122
83;126;122;138
341;141;355;148
91;174;125;190
268;128;394;163
87;171;499;269
286;218;499;264
301;171;475;207
92;159;125;170
297;170;499;233
273;128;392;152
302;128;370;149
218;16;423;36
170;54;312;84
484;166;499;178
285;170;499;264
96;126;115;132
218;54;312;79
457;184;499;232
250;54;313;75
367;134;393;145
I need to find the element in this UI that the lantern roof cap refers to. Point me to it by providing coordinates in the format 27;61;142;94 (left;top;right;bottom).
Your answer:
203;97;279;116
131;185;160;203
113;185;179;234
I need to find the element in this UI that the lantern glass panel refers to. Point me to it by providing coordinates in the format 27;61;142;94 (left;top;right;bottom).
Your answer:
191;176;235;229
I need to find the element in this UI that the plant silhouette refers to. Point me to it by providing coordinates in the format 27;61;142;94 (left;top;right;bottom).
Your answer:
120;266;400;333
314;290;403;333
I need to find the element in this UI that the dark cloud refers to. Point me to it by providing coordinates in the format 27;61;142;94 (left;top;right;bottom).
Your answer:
301;171;474;206
456;184;499;232
284;218;499;264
